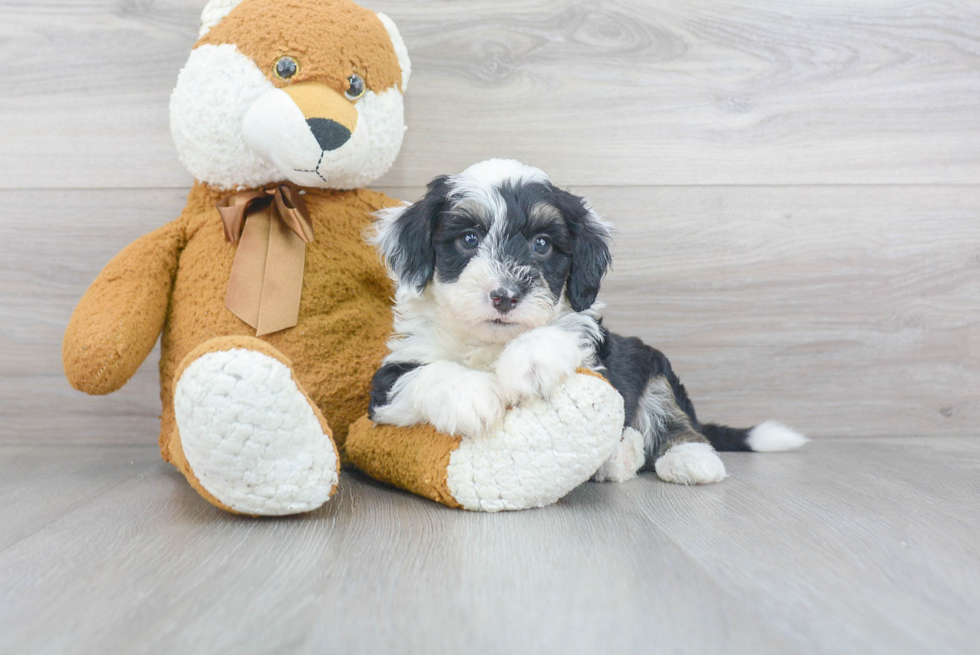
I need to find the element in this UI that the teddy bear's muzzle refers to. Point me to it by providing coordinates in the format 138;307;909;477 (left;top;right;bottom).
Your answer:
282;82;359;148
241;80;369;188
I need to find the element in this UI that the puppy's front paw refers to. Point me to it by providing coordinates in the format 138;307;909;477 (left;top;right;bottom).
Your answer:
654;442;727;485
426;370;508;438
496;326;583;401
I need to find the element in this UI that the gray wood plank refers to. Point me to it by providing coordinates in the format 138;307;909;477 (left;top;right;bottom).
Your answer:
642;437;980;654
0;188;188;444
591;184;980;439
3;186;976;442
1;0;979;188
0;446;799;655
1;439;978;654
0;445;161;551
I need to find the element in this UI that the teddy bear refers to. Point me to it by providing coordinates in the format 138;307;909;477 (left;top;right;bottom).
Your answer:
62;0;624;515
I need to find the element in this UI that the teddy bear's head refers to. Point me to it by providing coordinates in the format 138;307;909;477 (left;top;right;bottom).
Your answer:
170;0;411;191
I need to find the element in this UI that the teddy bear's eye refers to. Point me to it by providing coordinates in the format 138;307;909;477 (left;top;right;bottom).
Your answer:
274;56;298;81
345;74;365;101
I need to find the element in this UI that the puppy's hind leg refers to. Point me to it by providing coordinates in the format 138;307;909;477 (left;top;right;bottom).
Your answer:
640;376;727;485
593;427;646;482
654;434;727;486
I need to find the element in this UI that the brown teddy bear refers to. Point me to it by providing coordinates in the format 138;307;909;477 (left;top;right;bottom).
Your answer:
63;0;625;515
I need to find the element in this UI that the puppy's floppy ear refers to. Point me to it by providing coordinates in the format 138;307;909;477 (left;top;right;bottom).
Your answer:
371;176;449;292
550;186;612;312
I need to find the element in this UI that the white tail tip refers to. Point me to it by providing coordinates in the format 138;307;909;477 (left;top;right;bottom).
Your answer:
746;420;808;452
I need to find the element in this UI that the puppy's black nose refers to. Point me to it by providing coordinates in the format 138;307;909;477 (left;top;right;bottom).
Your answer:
307;118;352;151
490;287;522;313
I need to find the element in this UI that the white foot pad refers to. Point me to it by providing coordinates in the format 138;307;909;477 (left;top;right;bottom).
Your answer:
655;442;727;485
445;373;625;512
174;348;338;515
593;427;646;483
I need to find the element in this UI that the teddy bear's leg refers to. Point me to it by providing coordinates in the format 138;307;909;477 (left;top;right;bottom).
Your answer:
347;370;626;512
168;336;339;516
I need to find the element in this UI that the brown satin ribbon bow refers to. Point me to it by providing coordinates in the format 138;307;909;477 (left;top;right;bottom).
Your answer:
217;183;314;337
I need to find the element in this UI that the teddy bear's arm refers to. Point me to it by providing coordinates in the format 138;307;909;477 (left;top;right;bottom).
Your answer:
63;221;184;395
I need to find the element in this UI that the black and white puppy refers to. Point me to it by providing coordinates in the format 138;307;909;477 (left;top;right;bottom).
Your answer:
367;159;805;485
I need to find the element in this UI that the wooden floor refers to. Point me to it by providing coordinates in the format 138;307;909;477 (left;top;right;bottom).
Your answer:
1;438;977;655
1;1;979;653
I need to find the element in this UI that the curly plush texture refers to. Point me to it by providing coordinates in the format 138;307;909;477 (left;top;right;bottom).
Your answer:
64;0;626;515
63;222;184;395
173;337;340;516
347;370;626;511
197;0;403;94
172;0;410;190
64;183;399;460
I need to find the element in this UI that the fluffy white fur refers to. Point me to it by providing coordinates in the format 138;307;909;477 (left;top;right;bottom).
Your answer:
241;86;406;189
371;361;509;438
174;348;339;515
371;159;801;490
197;1;412;94
634;376;686;452
429;257;564;345
200;0;243;38
453;159;550;197
382;283;600;381
170;44;282;190
172;6;410;190
444;159;550;224
372;161;629;483
593;427;646;483
377;13;412;92
494;325;583;400
240;86;326;186
746;420;809;451
654;442;728;485
445;373;624;511
372;178;629;506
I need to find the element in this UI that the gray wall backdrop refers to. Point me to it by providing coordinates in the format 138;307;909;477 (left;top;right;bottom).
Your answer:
1;0;978;443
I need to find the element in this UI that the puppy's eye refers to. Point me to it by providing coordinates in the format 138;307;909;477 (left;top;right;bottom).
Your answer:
345;74;366;101
532;235;552;256
458;230;481;251
274;56;299;81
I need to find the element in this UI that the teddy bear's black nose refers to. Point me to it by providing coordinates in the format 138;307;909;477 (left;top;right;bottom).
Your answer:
307;118;352;151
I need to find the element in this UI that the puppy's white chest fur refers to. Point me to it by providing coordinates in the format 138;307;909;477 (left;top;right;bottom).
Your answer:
460;344;507;371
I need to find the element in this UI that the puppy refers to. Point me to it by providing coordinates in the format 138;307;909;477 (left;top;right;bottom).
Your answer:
367;159;806;485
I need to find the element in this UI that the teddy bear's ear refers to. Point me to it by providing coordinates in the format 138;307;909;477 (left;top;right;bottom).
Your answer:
199;0;245;38
376;12;412;92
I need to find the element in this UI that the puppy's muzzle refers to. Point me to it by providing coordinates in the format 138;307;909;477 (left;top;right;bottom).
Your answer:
490;286;522;314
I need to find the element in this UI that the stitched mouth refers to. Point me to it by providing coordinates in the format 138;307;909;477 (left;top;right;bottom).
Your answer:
293;151;328;184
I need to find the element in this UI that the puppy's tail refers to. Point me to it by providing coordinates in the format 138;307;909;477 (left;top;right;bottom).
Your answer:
700;420;807;452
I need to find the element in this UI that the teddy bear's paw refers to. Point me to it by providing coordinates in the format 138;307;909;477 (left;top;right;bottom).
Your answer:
654;442;727;485
495;325;582;402
592;427;646;483
445;372;624;512
174;347;339;515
